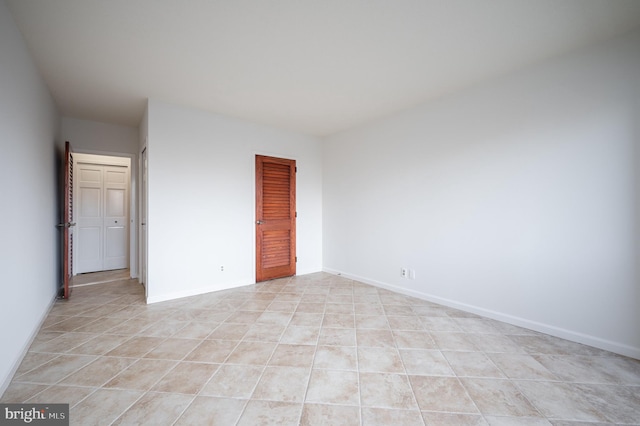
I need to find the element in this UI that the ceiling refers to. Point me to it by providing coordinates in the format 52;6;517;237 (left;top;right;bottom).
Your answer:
7;0;640;137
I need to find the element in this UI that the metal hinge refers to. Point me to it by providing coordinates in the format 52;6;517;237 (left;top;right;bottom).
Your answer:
295;167;297;173
295;257;298;262
295;212;297;218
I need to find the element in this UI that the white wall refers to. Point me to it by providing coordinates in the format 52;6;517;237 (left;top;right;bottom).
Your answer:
0;1;60;393
61;117;138;155
146;100;323;303
61;117;139;277
323;30;640;358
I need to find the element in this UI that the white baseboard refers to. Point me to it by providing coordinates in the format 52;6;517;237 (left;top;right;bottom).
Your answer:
323;267;640;360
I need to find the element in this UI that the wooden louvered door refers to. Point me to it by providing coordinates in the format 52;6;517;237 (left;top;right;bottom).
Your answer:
59;141;74;299
256;155;296;282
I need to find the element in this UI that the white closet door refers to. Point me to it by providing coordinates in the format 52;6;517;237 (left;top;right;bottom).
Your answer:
76;163;129;273
76;165;103;273
104;166;129;270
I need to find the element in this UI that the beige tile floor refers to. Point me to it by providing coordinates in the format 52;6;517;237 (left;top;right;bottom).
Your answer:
71;269;130;287
2;272;640;425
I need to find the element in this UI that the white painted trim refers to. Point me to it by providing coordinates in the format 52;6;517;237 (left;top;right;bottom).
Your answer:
129;153;138;279
0;294;57;396
73;155;132;276
323;267;640;360
139;144;148;301
73;153;129;166
73;149;138;279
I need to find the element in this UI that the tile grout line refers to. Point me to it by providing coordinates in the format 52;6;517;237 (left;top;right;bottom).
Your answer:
6;273;640;424
387;302;427;426
231;277;299;426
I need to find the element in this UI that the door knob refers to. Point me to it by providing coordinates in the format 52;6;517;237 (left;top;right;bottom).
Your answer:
56;222;76;228
256;220;263;225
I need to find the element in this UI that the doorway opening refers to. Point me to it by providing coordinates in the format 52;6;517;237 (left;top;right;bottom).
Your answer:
255;155;297;282
72;153;135;279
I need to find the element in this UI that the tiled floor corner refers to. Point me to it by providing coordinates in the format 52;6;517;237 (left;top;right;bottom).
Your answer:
2;272;640;425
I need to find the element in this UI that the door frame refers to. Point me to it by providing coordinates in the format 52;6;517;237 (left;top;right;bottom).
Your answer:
71;150;137;278
254;152;297;282
139;145;148;299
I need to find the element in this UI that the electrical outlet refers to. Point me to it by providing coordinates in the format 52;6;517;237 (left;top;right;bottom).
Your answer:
401;268;408;278
220;265;224;272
